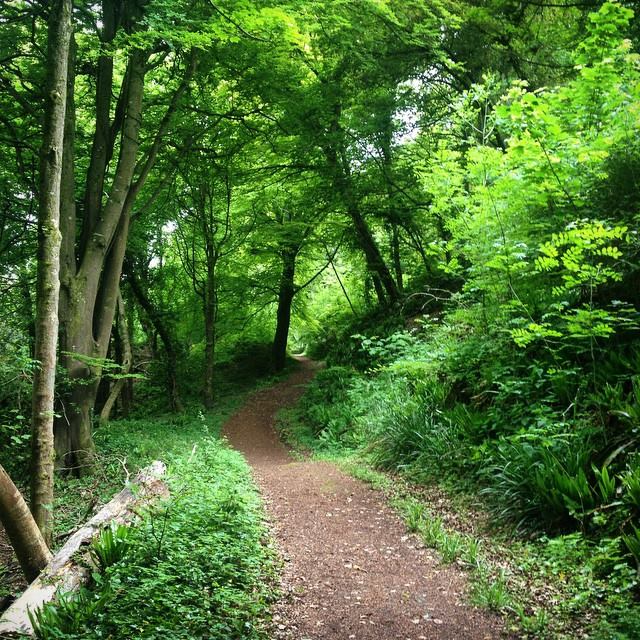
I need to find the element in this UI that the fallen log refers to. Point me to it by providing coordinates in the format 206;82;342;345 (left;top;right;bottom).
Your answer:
0;461;168;637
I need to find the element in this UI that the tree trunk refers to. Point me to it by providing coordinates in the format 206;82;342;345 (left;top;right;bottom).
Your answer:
54;42;193;470
343;182;398;306
126;269;183;413
203;268;217;409
404;224;433;275
56;49;147;474
363;274;372;307
390;224;403;292
56;36;76;467
379;110;404;294
272;248;297;373
99;291;132;426
31;0;72;542
79;0;118;254
0;465;51;582
94;340;112;416
323;127;398;306
371;274;386;306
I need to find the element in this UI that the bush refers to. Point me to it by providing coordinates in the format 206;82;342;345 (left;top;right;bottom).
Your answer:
298;366;359;443
478;422;600;532
0;329;34;478
35;440;277;640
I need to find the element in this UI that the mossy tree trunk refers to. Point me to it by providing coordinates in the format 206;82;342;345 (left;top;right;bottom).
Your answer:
55;14;193;472
30;0;72;542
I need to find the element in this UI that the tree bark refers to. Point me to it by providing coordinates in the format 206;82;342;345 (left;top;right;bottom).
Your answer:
0;465;52;583
404;224;433;275
18;269;36;353
126;268;184;413
56;36;76;467
99;291;132;426
55;41;193;470
182;167;230;410
119;296;135;418
79;0;119;255
31;0;72;542
203;267;217;409
56;48;147;474
272;247;297;372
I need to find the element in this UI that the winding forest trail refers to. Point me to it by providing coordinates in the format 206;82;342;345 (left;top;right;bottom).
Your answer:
223;358;508;640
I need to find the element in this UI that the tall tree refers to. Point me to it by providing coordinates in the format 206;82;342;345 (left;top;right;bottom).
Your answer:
30;0;72;542
125;261;184;413
263;187;334;371
177;168;235;408
55;3;195;472
240;0;455;307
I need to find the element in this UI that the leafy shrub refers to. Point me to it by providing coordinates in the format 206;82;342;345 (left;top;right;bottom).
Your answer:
621;457;640;513
622;526;640;568
31;590;111;640
298;366;359;444
358;377;480;478
0;329;34;478
221;339;274;379
39;437;276;639
310;308;404;366
368;401;468;474
78;443;278;639
350;331;423;368
301;367;355;413
479;424;599;532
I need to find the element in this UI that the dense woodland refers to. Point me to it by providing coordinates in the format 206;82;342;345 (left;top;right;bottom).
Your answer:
1;0;640;637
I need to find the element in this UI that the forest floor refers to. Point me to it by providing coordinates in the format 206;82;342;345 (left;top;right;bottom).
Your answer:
0;524;25;613
223;357;510;640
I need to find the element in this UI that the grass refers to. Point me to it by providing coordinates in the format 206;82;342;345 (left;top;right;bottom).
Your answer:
470;568;512;612
346;458;640;638
35;381;280;639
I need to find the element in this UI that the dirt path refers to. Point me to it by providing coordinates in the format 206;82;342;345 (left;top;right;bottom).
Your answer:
223;359;508;640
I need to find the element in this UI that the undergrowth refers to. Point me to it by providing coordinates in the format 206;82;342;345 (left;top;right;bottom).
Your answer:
279;351;640;639
30;380;279;639
286;14;640;638
33;438;278;640
52;391;245;538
